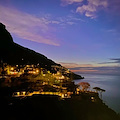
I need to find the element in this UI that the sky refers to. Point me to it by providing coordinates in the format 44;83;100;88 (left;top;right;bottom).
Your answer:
0;0;120;75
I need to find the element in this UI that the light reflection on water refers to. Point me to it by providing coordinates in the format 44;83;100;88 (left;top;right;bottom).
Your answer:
74;74;120;113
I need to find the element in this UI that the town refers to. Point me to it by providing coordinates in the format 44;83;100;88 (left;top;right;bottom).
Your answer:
0;62;83;99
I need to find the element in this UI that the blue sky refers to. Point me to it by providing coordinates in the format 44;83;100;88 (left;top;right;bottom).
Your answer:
0;0;120;74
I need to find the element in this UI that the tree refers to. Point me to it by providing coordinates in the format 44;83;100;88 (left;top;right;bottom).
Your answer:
78;82;90;92
93;87;105;99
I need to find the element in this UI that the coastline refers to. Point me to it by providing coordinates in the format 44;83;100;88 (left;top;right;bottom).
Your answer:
0;73;120;120
74;73;120;114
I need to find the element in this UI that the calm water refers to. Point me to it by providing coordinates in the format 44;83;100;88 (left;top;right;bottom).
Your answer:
74;74;120;113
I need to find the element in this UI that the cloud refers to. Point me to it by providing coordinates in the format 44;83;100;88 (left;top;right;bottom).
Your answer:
98;58;120;64
50;15;85;27
66;15;86;22
66;21;75;25
0;4;85;45
51;20;61;24
0;5;59;46
59;61;120;75
59;62;80;68
110;58;120;61
110;58;120;63
70;66;120;75
106;29;117;33
59;62;93;68
62;0;108;19
61;0;83;5
76;0;108;18
61;0;120;20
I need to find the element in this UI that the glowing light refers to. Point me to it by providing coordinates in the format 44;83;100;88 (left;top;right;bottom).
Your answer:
11;67;14;70
36;69;39;73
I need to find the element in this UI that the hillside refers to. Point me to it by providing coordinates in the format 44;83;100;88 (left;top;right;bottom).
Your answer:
1;94;120;120
0;23;83;79
0;23;58;68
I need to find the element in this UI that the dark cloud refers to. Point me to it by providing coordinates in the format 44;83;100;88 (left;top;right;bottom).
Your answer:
70;66;120;75
110;58;120;63
98;58;120;64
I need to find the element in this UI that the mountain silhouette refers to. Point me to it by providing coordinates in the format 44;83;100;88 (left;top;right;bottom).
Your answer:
0;23;57;68
0;23;83;79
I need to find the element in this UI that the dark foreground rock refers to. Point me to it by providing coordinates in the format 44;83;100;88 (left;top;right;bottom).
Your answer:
1;93;120;120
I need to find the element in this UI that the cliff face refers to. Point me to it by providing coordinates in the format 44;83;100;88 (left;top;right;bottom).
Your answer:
0;23;13;46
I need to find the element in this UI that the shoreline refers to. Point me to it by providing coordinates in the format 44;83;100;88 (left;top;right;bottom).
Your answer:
0;72;120;119
74;73;120;114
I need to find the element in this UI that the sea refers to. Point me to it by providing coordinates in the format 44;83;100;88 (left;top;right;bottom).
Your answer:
74;73;120;114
